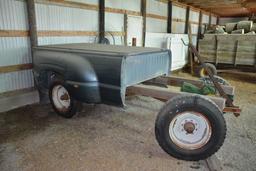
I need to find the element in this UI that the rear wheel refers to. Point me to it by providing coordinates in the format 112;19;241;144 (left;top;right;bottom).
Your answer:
49;81;78;118
199;63;217;77
155;95;226;161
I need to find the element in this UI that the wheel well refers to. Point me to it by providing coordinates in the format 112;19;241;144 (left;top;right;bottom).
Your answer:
36;70;64;90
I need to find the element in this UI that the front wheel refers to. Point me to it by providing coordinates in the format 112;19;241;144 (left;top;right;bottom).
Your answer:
155;95;226;161
49;81;78;118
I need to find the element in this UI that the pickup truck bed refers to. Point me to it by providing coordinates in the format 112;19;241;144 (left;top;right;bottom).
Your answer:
33;43;171;106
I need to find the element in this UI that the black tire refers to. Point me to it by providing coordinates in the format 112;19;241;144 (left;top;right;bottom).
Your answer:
49;81;78;118
155;95;226;161
199;63;217;77
200;75;230;86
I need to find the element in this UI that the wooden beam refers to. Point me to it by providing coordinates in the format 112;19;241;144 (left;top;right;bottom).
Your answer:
0;30;29;37
202;4;242;9
141;0;146;47
172;1;188;9
126;84;226;111
185;6;190;34
99;0;105;43
146;13;168;20
0;63;33;74
167;1;173;33
105;7;141;16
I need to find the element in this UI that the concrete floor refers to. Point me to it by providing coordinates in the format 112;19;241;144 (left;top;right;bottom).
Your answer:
0;72;255;171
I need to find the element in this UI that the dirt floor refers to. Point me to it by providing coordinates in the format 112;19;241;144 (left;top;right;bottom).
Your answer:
0;72;255;171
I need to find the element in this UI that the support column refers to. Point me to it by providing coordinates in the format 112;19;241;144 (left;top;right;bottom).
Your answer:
197;10;203;50
184;6;190;34
217;16;220;25
209;13;212;26
141;0;146;47
99;0;105;43
167;1;173;33
26;0;38;52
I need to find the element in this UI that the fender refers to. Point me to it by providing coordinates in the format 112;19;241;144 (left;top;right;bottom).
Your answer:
33;50;101;103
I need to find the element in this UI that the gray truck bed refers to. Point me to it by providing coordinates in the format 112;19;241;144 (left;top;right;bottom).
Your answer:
33;43;172;106
36;43;163;56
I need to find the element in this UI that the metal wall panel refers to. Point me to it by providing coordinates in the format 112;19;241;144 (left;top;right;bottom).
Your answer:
38;36;124;46
146;18;167;33
190;10;199;35
105;0;140;12
105;12;125;45
105;12;124;32
104;0;137;45
172;5;186;34
145;0;167;33
0;70;34;93
0;0;28;30
0;37;31;66
147;0;167;16
190;10;199;23
0;0;34;93
172;5;186;19
38;36;94;45
145;32;189;71
172;22;185;34
105;35;124;45
36;4;98;31
211;16;217;25
191;24;199;34
202;14;209;24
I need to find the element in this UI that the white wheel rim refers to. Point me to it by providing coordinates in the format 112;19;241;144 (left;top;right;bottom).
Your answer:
169;111;212;150
52;85;71;112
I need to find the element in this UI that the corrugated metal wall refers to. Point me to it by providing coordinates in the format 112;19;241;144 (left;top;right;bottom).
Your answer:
189;9;200;46
0;0;218;94
172;5;186;34
36;1;99;45
146;0;167;33
105;0;140;45
0;0;34;93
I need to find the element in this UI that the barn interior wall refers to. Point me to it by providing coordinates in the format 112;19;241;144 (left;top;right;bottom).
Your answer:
0;0;216;94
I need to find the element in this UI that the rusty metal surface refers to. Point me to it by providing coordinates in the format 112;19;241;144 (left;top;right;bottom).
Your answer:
184;40;241;116
126;84;226;111
145;76;235;95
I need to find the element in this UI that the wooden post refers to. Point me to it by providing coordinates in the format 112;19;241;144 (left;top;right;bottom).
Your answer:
141;0;146;47
99;0;105;43
184;6;190;34
124;14;128;46
167;1;172;33
197;10;203;50
208;13;212;26
26;0;38;50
